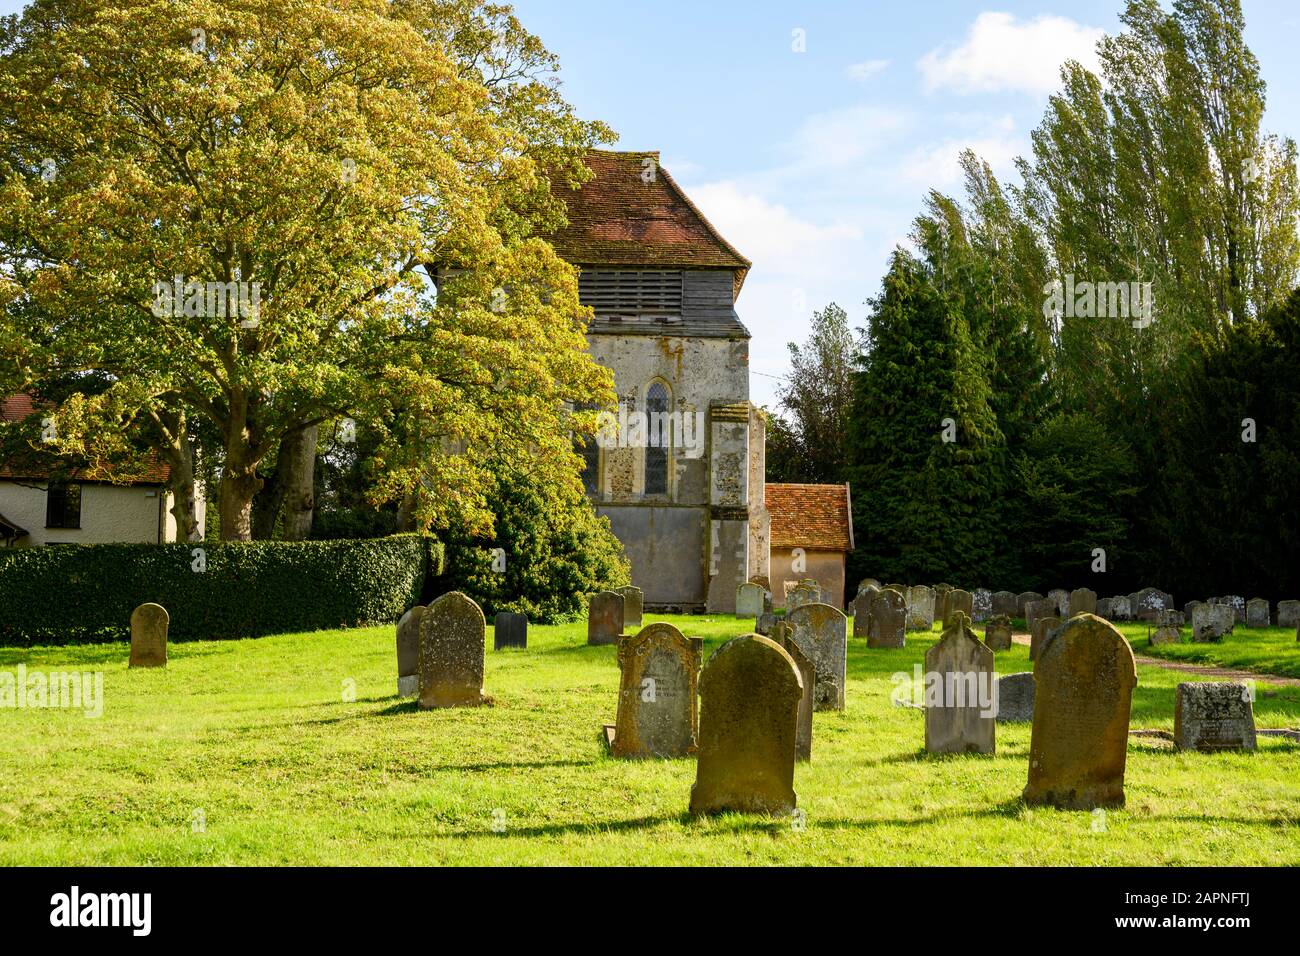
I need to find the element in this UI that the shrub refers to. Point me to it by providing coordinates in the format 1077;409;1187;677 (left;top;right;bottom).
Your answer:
0;535;442;645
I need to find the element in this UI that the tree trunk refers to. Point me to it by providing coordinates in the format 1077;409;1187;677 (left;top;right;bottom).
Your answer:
396;490;420;533
219;442;263;541
280;423;318;541
168;440;203;542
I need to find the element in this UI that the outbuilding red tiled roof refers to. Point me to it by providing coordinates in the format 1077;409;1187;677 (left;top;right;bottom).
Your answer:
766;483;854;552
545;150;750;290
1;393;170;484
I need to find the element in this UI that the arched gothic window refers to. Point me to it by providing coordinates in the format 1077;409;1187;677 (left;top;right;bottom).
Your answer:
644;382;670;496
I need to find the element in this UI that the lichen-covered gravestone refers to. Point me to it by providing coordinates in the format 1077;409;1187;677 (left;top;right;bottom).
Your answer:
418;592;490;709
1030;615;1061;661
1068;588;1097;618
996;672;1035;722
493;610;527;650
1047;589;1069;617
1277;600;1300;628
1025;598;1055;636
852;588;875;638
971;588;992;623
1174;682;1256;752
736;582;765;619
1192;603;1234;643
1133;588;1171;623
1109;595;1133;621
689;635;802;816
781;635;815;762
945;589;973;627
991;591;1018;618
755;611;777;636
983;615;1013;651
924;612;995;755
587;590;625;646
786;602;848;711
129;603;169;668
906;584;936;631
1024;613;1137;810
396;605;425;696
1149;622;1181;646
868;587;907;649
1245;598;1269;629
617;586;643;629
611;623;702;758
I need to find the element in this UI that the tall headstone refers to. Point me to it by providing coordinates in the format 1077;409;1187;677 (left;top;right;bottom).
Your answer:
1015;591;1044;619
867;587;907;649
971;588;993;623
1277;600;1300;628
1030;615;1061;661
587;590;625;646
736;582;765;619
1192;603;1234;643
945;589;973;627
1068;588;1097;618
493;610;527;650
851;588;875;639
982;615;1013;651
906;584;936;631
1174;682;1256;752
689;635;802;816
418;592;490;708
1024;614;1137;810
991;591;1018;618
995;672;1035;722
617;586;644;629
923;612;996;754
1245;598;1269;629
396;605;425;696
611;623;702;758
129;603;169;668
1025;598;1056;636
1047;589;1069;617
781;636;815;762
934;584;953;624
786;602;849;711
1096;597;1114;620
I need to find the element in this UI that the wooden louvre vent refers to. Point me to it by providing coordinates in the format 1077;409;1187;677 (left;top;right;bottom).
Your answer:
578;270;683;322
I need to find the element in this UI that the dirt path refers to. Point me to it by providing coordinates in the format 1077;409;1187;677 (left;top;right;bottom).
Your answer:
1011;632;1300;687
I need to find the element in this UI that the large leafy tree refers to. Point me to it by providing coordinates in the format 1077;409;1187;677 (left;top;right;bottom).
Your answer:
0;0;615;540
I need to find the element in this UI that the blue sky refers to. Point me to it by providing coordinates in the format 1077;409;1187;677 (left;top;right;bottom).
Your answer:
3;1;1296;406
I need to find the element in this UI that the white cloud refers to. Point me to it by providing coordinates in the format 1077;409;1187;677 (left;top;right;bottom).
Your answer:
895;115;1024;188
780;104;909;170
918;12;1104;96
846;58;889;82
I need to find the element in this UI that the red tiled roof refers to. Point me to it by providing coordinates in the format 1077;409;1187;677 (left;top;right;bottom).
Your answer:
766;483;854;552
1;393;170;484
545;150;750;290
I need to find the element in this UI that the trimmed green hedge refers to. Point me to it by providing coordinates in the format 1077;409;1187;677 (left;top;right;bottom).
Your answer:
0;535;443;645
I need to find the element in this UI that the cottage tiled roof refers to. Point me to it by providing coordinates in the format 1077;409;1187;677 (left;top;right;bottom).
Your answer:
766;483;854;552
0;393;170;484
546;150;750;283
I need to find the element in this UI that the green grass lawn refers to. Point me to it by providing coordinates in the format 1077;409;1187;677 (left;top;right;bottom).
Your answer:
1129;621;1300;679
1;614;1297;866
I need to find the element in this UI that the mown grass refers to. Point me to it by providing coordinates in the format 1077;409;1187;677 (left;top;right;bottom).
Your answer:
1130;621;1300;679
1;614;1297;865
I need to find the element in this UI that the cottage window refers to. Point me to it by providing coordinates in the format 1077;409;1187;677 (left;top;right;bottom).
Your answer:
45;482;82;530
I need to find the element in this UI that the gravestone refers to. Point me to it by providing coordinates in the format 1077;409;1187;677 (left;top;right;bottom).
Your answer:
493;611;527;650
1159;608;1184;627
689;635;802;816
1192;603;1234;643
971;588;993;623
996;672;1035;722
934;584;953;624
1068;588;1097;618
1025;598;1056;636
736;582;765;619
1174;682;1256;752
1108;595;1132;622
755;611;777;636
1183;599;1203;620
396;605;425;696
617;586;644;629
1097;598;1114;620
851;588;875;639
129;603;169;668
418;592;490;708
992;591;1018;618
1030;615;1061;662
1047;589;1069;617
1277;600;1300;628
906;584;936;631
1133;588;1171;623
945;589;973;627
867;587;907;649
983;615;1013;651
611;623;702;758
786;602;848;711
781;636;815;762
923;612;996;755
1015;591;1044;619
1024;613;1137;810
587;590;625;646
857;578;881;594
1246;598;1269;629
1150;623;1180;646
1221;595;1246;624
